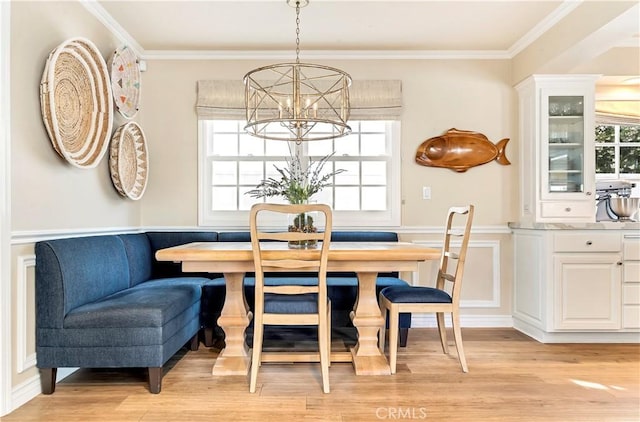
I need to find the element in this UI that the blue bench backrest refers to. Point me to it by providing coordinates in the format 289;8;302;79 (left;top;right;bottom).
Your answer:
35;236;130;326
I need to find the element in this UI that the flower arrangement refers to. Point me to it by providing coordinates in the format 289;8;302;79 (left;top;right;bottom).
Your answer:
246;151;344;204
246;150;344;248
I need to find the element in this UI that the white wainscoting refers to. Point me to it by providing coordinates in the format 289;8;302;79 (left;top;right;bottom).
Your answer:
411;240;502;308
16;255;36;374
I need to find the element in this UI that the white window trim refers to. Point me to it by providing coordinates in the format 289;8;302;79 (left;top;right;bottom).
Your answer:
198;121;401;229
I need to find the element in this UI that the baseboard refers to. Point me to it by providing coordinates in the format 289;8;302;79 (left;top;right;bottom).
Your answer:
10;374;40;414
7;367;78;415
411;314;514;328
514;318;640;343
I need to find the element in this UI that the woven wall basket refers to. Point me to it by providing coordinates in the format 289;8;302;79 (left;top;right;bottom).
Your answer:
109;45;141;119
40;37;113;168
109;122;149;200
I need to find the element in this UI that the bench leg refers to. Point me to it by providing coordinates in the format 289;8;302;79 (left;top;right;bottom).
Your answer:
203;327;215;347
40;368;57;394
189;333;199;351
399;328;409;347
148;367;162;394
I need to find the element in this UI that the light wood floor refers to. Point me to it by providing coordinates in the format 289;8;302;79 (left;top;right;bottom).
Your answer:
2;328;639;421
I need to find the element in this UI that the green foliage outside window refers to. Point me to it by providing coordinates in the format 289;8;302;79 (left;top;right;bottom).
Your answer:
595;125;615;143
595;124;640;175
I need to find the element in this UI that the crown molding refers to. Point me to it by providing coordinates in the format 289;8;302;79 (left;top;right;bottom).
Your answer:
141;49;512;61
79;0;144;57
508;0;583;57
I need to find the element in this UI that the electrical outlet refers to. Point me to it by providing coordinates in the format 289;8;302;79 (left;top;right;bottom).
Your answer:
422;186;431;200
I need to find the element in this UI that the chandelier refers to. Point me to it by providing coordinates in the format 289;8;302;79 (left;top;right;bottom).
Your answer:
243;0;351;142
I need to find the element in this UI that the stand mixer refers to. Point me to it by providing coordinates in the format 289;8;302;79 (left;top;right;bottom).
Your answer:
595;180;638;221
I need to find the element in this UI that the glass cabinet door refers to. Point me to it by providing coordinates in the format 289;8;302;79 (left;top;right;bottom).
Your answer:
545;95;586;196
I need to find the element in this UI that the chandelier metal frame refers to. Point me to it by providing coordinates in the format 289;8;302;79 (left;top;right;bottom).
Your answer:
243;0;352;142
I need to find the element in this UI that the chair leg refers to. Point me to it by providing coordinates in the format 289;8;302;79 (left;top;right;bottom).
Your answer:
40;368;57;394
318;311;331;393
388;307;399;374
399;328;409;347
327;303;332;368
436;312;449;354
378;300;387;352
249;319;264;393
148;367;162;393
451;311;468;373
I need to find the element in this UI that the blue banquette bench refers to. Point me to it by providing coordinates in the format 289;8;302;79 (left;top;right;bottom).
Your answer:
35;231;412;394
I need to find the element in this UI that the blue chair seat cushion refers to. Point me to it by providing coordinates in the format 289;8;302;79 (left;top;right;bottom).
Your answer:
264;293;321;314
380;286;452;304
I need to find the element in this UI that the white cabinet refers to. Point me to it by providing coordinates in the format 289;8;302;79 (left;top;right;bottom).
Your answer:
623;235;640;329
512;229;638;343
553;254;621;330
515;75;599;224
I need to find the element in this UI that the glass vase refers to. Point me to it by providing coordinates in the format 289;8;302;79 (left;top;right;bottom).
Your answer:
288;209;318;249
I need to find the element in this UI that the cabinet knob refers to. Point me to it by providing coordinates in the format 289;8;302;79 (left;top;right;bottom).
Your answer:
586;191;592;196
586;240;593;246
565;207;571;212
617;262;623;266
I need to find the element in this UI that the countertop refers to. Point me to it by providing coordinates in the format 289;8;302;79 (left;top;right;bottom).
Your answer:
508;221;640;231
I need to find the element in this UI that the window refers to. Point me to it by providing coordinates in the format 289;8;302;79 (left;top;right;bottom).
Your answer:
595;124;640;178
198;120;400;228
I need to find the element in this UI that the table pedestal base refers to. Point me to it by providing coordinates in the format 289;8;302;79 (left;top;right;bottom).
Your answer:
350;272;391;375
211;273;251;376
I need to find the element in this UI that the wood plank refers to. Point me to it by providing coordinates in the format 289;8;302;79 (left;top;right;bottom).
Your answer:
2;328;638;422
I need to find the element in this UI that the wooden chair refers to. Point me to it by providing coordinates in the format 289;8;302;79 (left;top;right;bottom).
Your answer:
249;203;333;393
379;205;474;374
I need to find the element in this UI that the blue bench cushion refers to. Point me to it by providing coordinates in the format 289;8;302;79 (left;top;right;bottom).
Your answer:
218;231;251;242
65;283;201;329
146;231;219;279
119;233;154;286
39;280;202;351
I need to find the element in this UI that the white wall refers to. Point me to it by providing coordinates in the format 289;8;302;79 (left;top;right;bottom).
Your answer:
139;59;517;228
10;1;142;233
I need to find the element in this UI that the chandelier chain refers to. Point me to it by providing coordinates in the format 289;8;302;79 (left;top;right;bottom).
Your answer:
295;1;300;64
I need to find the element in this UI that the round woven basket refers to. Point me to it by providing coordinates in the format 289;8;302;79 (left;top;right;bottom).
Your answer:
109;122;149;200
109;45;141;119
39;37;113;168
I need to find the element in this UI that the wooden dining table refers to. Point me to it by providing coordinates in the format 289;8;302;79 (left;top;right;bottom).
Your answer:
155;241;440;376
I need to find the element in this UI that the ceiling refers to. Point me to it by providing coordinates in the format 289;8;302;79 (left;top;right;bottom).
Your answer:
90;0;639;87
93;1;638;57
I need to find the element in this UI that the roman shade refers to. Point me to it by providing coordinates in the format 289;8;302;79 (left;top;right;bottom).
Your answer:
196;79;402;121
595;100;640;125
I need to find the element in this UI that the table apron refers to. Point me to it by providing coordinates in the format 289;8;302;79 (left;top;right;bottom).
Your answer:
182;260;420;274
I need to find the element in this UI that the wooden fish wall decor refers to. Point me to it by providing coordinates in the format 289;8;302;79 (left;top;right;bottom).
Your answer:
415;128;510;172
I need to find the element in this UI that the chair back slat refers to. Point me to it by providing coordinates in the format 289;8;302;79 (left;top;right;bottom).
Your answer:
257;231;325;242
262;259;321;270
436;205;474;301
264;285;318;295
